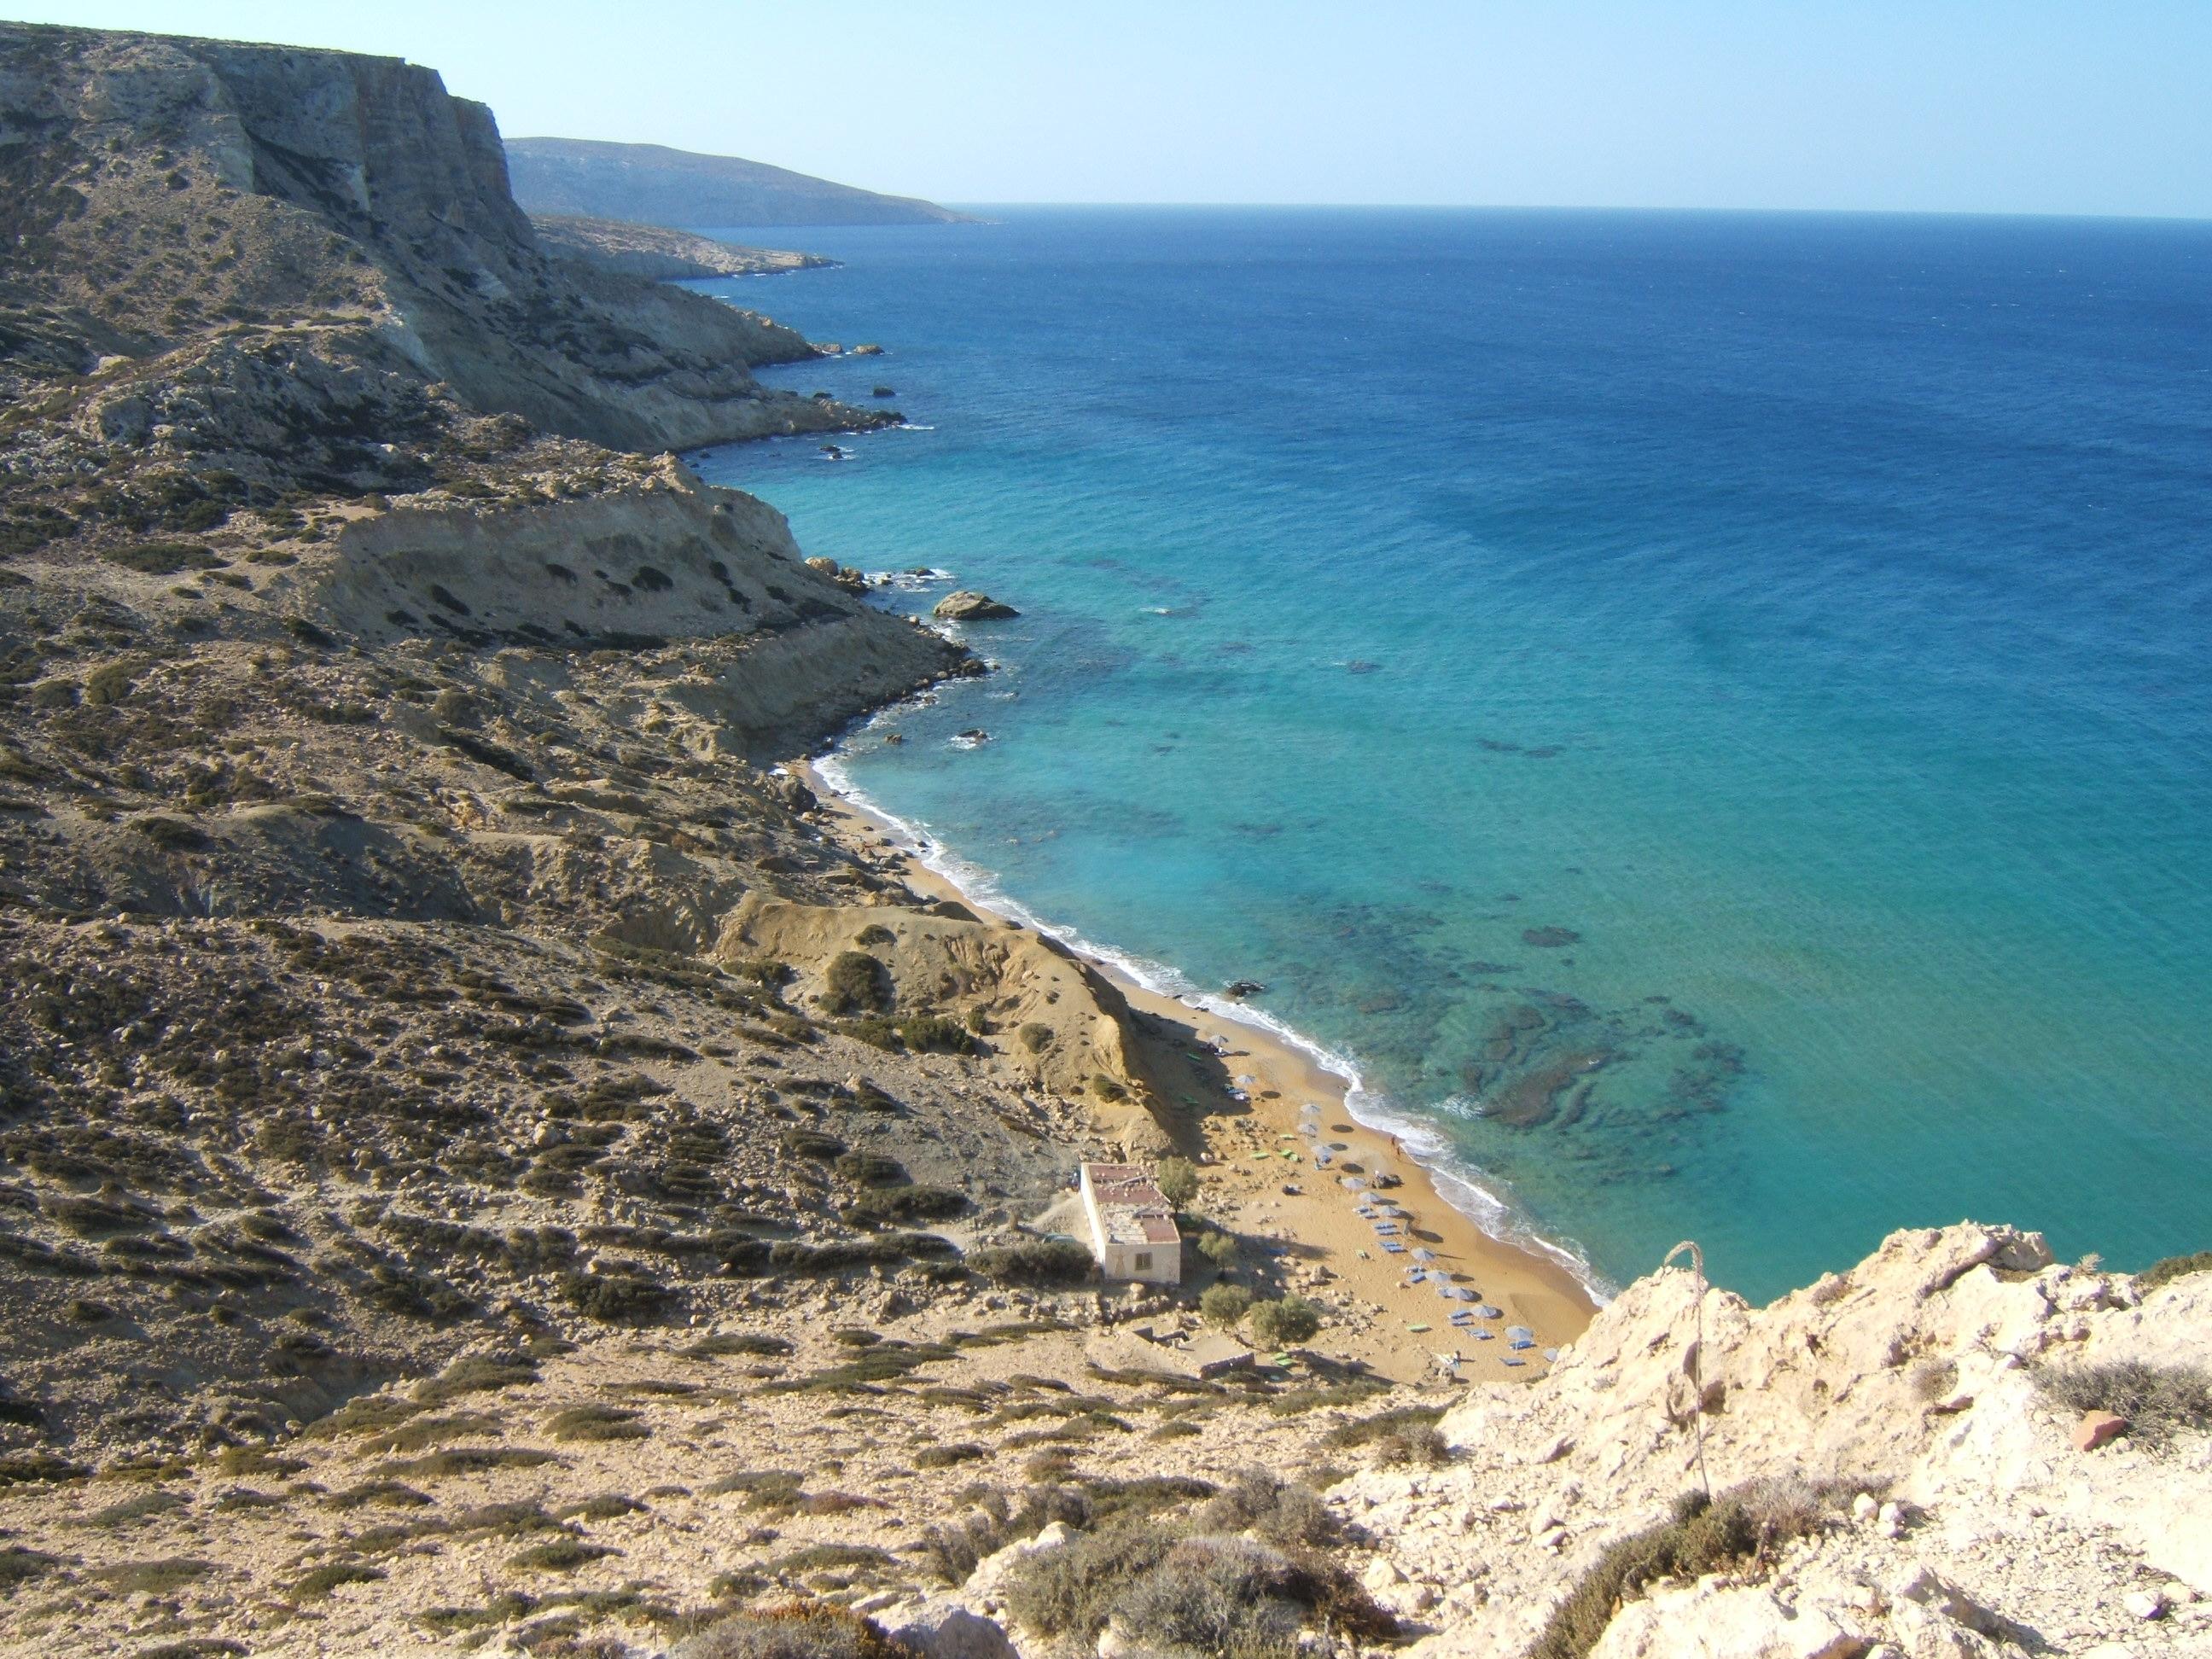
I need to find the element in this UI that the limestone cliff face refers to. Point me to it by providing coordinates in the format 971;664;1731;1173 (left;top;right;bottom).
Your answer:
1318;1225;2212;1659
0;20;869;451
312;457;963;757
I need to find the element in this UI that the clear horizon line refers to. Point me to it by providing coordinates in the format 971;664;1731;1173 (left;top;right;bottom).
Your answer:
920;200;2212;225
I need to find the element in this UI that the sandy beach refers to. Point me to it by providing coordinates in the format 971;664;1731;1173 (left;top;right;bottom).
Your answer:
797;760;1599;1385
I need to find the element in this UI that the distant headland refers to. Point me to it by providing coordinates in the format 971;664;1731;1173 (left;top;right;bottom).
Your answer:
506;135;979;228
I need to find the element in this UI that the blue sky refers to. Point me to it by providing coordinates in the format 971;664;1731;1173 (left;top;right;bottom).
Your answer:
9;2;2209;216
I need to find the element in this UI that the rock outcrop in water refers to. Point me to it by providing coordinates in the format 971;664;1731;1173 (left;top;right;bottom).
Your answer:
934;589;1022;620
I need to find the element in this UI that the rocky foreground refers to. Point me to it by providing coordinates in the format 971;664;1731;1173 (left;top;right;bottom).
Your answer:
0;17;2204;1659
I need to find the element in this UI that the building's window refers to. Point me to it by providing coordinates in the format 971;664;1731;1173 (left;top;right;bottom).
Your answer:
1133;1252;1152;1272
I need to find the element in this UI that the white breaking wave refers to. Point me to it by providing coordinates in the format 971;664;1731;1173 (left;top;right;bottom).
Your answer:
812;732;1617;1306
866;568;954;591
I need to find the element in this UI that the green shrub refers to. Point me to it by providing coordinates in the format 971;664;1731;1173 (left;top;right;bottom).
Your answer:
897;1015;980;1055
970;1238;1094;1286
2138;1251;2212;1291
412;1354;538;1406
0;1454;88;1487
1196;1230;1239;1270
509;1538;615;1572
559;1268;675;1321
839;1016;901;1051
780;1128;846;1161
545;1405;649;1443
288;1562;386;1600
835;1150;908;1186
1200;1284;1253;1328
1017;1022;1055;1053
1529;1485;1837;1659
0;1546;59;1588
1322;1405;1447;1466
680;1332;792;1359
844;1185;967;1226
670;1601;911;1659
1197;1469;1338;1547
91;1557;213;1594
1155;1157;1199;1207
102;541;223;576
913;1442;986;1469
823;951;892;1015
83;661;135;705
1000;1517;1176;1641
1248;1295;1323;1347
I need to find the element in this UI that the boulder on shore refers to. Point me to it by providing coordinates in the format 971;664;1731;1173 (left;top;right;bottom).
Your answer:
934;591;1020;621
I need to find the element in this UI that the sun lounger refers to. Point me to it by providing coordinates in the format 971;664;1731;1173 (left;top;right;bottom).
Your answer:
1380;1241;1406;1254
1500;1354;1526;1366
1469;1327;1493;1340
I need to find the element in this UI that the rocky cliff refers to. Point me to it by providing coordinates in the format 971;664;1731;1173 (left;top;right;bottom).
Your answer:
0;20;867;454
1342;1225;2212;1659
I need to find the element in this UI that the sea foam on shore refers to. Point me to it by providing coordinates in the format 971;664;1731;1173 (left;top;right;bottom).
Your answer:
812;737;1617;1304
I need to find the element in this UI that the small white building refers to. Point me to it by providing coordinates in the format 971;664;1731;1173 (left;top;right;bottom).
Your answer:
1078;1162;1182;1284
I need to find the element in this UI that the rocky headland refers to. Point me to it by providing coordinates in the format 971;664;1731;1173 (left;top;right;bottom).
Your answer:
504;137;975;229
0;19;2203;1659
530;215;836;282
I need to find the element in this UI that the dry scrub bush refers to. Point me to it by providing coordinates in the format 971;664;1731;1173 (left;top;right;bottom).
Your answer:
671;1602;917;1659
2035;1359;2212;1445
1322;1404;1449;1467
1530;1481;1845;1659
2138;1251;2212;1291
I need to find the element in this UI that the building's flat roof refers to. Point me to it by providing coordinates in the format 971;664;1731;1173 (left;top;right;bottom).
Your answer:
1084;1163;1180;1247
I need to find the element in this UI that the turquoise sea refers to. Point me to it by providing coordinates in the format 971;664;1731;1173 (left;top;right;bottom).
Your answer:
692;208;2212;1303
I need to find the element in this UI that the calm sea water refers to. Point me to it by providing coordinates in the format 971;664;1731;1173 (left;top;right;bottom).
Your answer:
692;208;2212;1302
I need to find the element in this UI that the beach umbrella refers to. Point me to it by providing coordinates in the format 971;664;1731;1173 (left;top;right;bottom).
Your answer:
1340;1177;1366;1190
1474;1304;1502;1319
1411;1248;1436;1262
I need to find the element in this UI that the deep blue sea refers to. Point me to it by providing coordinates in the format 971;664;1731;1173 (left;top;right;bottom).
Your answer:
691;208;2212;1303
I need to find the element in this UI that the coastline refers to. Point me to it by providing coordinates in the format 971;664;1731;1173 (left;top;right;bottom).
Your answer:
794;756;1600;1384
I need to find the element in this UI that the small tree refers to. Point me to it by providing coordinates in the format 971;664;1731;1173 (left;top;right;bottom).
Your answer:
1196;1231;1239;1272
1199;1283;1252;1328
1248;1295;1322;1347
1155;1156;1199;1208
